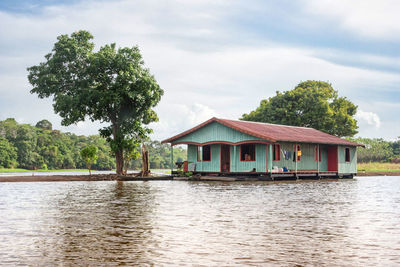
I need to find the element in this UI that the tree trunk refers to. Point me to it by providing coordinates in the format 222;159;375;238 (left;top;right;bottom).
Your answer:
112;122;124;175
140;144;150;177
115;150;124;175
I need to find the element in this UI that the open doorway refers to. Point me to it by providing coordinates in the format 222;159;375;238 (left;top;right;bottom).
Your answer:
220;145;230;173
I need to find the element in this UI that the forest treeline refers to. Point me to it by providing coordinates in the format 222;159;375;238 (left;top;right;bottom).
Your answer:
349;137;400;163
1;118;398;170
0;118;186;170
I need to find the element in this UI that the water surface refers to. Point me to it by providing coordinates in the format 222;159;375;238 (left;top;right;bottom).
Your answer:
1;177;399;266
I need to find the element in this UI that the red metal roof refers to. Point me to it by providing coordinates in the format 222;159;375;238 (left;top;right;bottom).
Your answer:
162;117;363;146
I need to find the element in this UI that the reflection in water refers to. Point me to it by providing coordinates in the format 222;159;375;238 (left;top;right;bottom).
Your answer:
0;177;400;266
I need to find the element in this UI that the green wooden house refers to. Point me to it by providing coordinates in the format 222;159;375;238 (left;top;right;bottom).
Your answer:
162;117;363;178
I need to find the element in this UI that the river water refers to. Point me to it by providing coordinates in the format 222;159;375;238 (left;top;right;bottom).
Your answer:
1;177;399;266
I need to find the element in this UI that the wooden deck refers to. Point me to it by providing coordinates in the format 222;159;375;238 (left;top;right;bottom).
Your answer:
172;170;355;180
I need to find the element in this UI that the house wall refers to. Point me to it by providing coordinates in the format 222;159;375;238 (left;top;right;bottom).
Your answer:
230;144;267;172
186;137;358;174
188;144;221;172
172;121;265;144
269;142;329;171
338;146;357;174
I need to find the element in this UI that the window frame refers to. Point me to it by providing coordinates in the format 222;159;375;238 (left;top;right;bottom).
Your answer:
345;147;351;163
240;144;256;162
197;145;211;162
297;145;301;161
273;144;281;161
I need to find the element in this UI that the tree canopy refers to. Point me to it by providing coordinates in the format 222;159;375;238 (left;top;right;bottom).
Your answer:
241;80;358;137
80;145;98;175
27;30;163;174
36;119;53;131
0;118;115;170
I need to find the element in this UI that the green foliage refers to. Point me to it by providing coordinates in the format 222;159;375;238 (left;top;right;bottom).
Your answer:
0;118;115;170
0;137;18;168
241;80;358;137
27;30;163;174
349;137;395;163
35;120;52;130
41;163;48;171
80;145;98;175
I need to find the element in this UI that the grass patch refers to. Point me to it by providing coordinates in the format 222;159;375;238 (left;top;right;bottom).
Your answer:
0;168;90;173
358;162;400;172
0;168;31;173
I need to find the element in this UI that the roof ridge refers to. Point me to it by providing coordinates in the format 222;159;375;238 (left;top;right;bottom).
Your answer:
219;118;316;130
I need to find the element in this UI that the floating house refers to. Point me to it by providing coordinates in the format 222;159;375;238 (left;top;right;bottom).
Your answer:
162;117;363;179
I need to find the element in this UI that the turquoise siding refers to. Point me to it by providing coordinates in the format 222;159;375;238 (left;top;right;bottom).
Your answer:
184;132;357;174
173;121;265;144
338;146;357;174
230;144;267;172
269;142;329;171
188;144;221;172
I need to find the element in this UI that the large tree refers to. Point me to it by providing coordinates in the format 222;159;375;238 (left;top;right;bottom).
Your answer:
28;31;163;174
241;80;358;137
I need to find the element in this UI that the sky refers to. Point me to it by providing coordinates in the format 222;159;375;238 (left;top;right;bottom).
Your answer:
0;0;399;141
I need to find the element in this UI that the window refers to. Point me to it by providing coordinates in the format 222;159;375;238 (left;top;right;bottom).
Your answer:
273;144;281;161
315;146;318;162
345;147;350;162
197;145;211;161
240;144;255;161
319;147;321;162
314;146;322;162
297;145;301;161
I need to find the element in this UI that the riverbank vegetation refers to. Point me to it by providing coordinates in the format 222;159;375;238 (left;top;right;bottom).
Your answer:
0;118;186;171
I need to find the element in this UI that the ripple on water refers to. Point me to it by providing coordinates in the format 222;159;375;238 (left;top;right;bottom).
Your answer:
0;177;400;266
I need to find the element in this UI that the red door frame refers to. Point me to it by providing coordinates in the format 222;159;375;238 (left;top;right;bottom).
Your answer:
220;144;230;172
327;146;338;172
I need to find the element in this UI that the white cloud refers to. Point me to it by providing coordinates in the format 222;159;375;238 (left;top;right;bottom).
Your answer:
356;110;381;128
0;0;399;141
302;0;400;40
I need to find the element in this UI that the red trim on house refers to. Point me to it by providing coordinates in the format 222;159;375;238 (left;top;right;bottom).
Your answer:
297;145;301;161
345;147;350;162
162;117;364;147
319;146;321;162
197;145;211;162
240;144;256;162
171;140;271;147
273;144;281;161
220;144;230;172
314;146;318;162
328;146;338;171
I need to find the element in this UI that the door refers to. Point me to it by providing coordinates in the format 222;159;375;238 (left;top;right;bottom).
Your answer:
327;146;338;172
220;144;230;172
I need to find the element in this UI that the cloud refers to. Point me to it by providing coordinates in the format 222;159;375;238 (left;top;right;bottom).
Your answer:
150;103;218;141
0;0;399;141
356;110;381;128
302;0;400;40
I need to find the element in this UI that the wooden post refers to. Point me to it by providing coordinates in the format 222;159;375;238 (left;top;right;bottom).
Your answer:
171;145;174;175
295;143;298;174
317;144;320;178
268;144;273;172
233;145;236;172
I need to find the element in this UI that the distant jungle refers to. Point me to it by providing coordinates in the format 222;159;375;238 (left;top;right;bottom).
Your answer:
0;118;186;170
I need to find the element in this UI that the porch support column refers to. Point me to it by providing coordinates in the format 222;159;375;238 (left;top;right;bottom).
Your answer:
317;144;320;173
170;145;174;175
268;144;273;172
233;145;236;172
295;143;298;174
